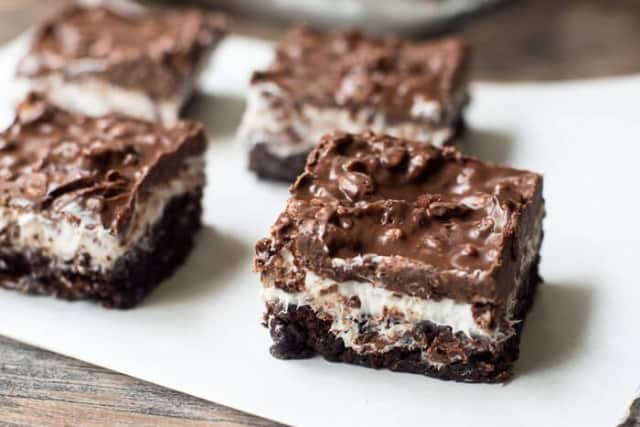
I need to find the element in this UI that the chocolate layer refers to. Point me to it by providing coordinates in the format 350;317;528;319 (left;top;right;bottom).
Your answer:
17;5;226;99
252;26;470;121
256;132;543;305
0;93;207;236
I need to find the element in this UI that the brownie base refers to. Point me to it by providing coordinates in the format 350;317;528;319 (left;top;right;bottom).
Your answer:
0;190;202;309
248;119;467;183
249;143;309;182
264;255;541;383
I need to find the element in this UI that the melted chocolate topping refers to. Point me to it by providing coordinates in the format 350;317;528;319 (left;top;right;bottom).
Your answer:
289;133;539;273
252;26;470;120
267;132;541;293
17;5;226;99
0;93;207;235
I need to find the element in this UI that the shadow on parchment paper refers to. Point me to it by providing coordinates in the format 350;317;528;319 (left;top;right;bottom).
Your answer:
459;128;513;165
145;225;251;306
181;92;247;141
515;282;595;377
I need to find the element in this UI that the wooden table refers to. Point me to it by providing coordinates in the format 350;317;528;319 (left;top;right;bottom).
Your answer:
0;336;279;427
0;0;639;425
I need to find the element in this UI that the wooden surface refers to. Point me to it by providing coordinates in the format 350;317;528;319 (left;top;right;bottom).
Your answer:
0;336;281;427
202;0;640;81
0;0;639;426
458;0;640;81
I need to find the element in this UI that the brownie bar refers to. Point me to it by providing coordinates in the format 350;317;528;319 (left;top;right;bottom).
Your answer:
239;26;471;181
16;4;226;124
0;93;208;308
1;191;201;309
255;131;545;382
248;142;310;183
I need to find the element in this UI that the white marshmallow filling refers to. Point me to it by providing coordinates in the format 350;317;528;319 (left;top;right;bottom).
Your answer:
238;82;467;158
14;75;187;125
14;40;218;125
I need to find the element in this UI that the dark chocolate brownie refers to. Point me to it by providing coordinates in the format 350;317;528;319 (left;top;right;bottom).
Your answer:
16;4;226;123
0;93;208;308
18;5;226;99
239;26;471;181
255;131;545;382
1;191;201;308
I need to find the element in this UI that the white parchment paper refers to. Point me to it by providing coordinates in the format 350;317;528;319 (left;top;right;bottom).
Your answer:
0;35;638;427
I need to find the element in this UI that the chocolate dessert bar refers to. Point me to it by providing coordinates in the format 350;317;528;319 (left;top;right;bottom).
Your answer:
238;26;470;181
16;4;226;124
0;94;207;308
255;132;545;382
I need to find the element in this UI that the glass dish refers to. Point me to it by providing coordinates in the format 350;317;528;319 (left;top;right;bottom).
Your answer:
208;0;506;35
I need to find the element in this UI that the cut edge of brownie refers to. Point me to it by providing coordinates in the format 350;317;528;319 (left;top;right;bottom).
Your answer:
264;254;542;383
0;189;202;309
241;25;471;182
15;5;227;124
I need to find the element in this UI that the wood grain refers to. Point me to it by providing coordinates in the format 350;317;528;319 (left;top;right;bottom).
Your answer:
458;0;640;81
0;336;282;427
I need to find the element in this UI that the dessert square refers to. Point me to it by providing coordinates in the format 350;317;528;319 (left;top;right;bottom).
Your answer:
16;4;226;124
238;26;470;181
255;132;545;382
0;94;208;308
